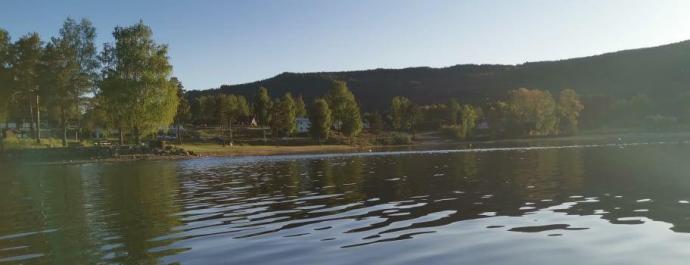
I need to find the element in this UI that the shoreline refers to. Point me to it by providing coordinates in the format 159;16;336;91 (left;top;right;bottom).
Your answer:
5;130;690;165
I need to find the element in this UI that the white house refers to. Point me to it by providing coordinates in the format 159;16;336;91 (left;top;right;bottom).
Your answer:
296;117;311;133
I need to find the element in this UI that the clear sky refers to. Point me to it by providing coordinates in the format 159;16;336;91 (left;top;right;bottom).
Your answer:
3;0;690;90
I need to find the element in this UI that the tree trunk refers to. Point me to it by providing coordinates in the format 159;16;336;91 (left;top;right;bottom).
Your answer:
118;128;124;146
61;106;67;147
35;94;41;144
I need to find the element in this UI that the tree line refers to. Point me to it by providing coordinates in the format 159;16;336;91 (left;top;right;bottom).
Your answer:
0;18;181;147
0;17;586;150
187;80;362;144
383;88;584;140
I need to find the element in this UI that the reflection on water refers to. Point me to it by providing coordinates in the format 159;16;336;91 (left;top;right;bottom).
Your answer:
4;141;690;264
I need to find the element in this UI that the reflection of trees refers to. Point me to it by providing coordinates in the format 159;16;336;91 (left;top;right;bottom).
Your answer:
508;148;585;201
0;164;105;264
99;162;183;264
306;157;366;203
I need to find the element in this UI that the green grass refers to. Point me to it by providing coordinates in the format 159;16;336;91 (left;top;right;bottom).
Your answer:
3;137;94;150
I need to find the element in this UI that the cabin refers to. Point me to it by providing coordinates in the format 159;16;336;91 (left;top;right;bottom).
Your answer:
296;117;311;133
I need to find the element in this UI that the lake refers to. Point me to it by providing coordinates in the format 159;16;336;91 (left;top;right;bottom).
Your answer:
4;139;690;264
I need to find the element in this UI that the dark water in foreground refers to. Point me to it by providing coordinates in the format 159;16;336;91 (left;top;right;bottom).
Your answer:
4;141;690;264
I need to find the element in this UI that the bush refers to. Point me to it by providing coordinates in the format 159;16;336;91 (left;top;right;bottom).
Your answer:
391;132;412;145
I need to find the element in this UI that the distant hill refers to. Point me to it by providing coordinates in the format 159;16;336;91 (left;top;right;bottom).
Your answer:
188;40;690;111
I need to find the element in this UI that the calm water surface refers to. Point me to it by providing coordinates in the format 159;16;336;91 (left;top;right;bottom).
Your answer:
4;140;690;264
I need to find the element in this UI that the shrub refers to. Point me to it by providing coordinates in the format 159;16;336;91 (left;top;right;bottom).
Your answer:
391;132;412;145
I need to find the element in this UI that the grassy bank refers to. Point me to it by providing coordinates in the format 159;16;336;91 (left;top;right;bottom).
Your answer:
177;143;366;157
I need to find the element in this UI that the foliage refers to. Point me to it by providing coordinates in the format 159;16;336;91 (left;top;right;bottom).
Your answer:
253;87;272;125
366;111;384;135
270;93;297;136
609;94;652;128
309;98;331;143
99;21;179;143
173;77;191;124
391;96;417;131
0;28;11;123
11;32;43;141
196;94;249;126
391;132;412;145
82;96;110;132
173;77;191;143
485;101;509;137
294;95;307;117
326;80;362;137
448;98;461;125
557;89;584;135
457;104;479;139
39;18;98;145
506;88;558;136
340;102;362;139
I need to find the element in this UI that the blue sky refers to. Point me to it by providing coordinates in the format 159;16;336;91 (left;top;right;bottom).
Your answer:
3;0;690;90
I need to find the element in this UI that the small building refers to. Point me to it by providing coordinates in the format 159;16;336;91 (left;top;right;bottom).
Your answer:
296;117;311;133
237;116;258;127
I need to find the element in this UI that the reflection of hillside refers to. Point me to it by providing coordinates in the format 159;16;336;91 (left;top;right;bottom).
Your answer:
555;145;690;233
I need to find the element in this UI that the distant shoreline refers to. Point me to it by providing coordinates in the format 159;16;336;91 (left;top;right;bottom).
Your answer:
4;130;690;166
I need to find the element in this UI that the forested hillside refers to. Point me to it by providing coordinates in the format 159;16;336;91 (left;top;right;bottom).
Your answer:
189;40;690;120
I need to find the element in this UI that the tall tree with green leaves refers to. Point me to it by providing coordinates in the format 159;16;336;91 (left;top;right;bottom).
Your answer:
448;98;461;125
254;87;272;126
366;111;384;135
457;104;479;139
0;29;11;126
172;78;191;144
391;96;417;131
270;93;297;137
309;98;331;144
38;18;98;146
39;41;72;146
507;88;558;136
557;89;584;135
0;28;10;151
326;80;361;137
219;94;250;146
391;96;408;130
58;17;99;141
99;21;179;144
295;95;307;117
341;102;362;141
11;32;43;143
